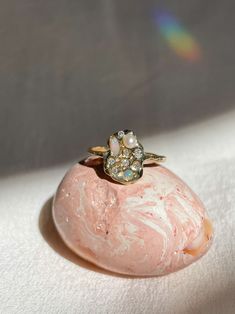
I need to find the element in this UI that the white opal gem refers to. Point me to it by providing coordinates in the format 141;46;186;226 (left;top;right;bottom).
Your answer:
123;133;138;149
109;136;120;156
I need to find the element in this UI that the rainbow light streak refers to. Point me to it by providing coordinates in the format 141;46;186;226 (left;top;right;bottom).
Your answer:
154;11;201;61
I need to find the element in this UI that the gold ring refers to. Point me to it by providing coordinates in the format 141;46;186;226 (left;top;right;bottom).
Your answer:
88;130;166;185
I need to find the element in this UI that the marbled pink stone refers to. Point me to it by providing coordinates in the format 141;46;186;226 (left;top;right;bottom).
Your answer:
52;157;213;276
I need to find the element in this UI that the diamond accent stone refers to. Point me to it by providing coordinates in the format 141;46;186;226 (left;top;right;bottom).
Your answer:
122;148;131;158
116;171;123;179
107;157;116;167
134;148;143;159
117;130;124;139
131;160;141;171
111;165;119;175
121;159;129;168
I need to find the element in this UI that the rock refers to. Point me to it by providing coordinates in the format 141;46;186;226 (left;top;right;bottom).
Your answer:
52;157;213;276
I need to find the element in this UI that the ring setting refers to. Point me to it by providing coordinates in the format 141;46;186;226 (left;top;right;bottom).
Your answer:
88;130;166;185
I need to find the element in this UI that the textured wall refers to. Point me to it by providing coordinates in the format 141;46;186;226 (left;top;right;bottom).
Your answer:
1;0;235;174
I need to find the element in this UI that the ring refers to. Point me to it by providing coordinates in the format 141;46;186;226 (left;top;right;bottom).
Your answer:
88;129;166;185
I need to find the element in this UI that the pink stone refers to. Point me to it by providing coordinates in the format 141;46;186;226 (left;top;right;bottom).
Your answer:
52;157;213;276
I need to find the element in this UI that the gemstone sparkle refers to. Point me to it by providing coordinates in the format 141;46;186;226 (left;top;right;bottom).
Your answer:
122;148;131;158
107;157;115;167
117;130;124;139
121;159;129;168
123;169;134;181
131;160;141;171
134;148;143;159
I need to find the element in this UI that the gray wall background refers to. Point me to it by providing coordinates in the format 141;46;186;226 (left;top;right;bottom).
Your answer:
1;0;235;175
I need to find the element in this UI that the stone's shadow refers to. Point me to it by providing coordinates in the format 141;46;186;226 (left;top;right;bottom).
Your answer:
144;162;161;168
38;197;141;278
79;157;121;185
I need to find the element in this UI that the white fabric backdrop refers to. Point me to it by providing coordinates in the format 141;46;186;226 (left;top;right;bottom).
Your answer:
0;110;235;314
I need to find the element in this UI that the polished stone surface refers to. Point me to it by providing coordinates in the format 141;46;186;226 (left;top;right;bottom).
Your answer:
53;157;213;276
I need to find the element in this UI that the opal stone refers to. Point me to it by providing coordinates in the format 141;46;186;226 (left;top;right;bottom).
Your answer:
52;157;213;276
109;136;120;156
123;169;134;181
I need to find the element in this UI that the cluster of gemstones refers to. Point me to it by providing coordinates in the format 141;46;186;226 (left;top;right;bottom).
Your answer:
104;130;145;184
